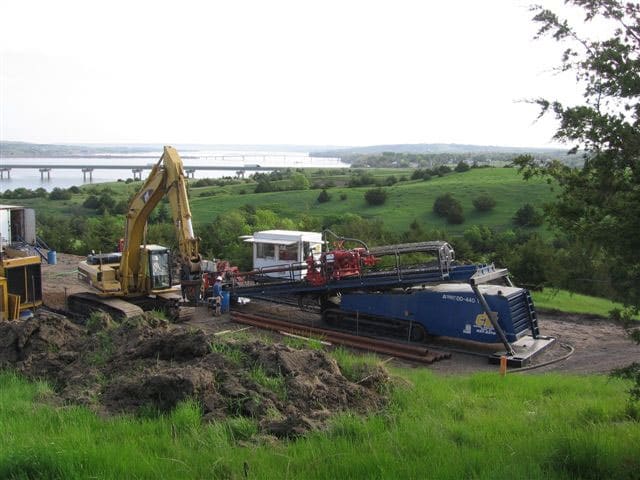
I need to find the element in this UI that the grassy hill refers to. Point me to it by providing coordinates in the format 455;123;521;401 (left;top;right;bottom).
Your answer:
3;166;555;238
188;167;555;234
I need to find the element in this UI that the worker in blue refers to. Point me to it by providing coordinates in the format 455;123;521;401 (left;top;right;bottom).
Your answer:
212;276;223;316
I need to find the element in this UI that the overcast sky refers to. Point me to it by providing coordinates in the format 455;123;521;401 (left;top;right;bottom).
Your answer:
1;1;586;148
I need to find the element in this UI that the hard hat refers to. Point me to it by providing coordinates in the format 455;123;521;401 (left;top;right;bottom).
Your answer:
216;276;223;281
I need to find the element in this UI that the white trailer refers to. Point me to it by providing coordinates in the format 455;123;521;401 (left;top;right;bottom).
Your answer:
241;230;323;279
0;205;37;249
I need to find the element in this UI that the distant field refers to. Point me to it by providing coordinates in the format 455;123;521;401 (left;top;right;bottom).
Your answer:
188;167;555;233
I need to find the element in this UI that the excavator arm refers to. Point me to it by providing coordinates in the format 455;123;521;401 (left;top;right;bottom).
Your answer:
119;146;201;294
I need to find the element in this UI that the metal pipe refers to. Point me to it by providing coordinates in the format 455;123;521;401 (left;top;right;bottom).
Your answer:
322;229;369;251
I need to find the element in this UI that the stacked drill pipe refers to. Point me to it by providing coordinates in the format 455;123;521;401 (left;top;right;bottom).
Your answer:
231;311;451;364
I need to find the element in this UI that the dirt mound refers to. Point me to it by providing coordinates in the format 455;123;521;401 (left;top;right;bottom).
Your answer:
0;310;389;437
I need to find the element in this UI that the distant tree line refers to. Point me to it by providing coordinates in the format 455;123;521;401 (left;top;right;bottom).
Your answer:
334;151;584;169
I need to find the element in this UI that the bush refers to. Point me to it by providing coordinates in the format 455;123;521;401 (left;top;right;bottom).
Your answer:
254;180;276;193
436;165;452;176
513;203;543;227
83;195;100;209
446;202;465;224
290;172;310;190
49;188;72;200
473;194;497;212
340;193;348;201
364;188;388;206
433;193;458;217
455;161;470;173
348;171;376;187
385;175;398;186
433;193;465;224
317;189;331;203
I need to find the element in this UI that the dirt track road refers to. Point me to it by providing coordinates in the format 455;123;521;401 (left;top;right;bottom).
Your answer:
40;254;640;375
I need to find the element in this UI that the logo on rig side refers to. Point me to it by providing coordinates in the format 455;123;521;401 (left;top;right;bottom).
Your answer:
474;312;497;335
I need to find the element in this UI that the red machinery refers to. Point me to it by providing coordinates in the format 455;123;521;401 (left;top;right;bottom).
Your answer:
202;260;244;296
305;243;379;286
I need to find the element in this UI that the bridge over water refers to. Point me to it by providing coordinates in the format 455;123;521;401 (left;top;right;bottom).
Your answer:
0;155;344;181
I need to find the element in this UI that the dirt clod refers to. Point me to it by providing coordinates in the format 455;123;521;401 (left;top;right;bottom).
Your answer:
0;310;389;437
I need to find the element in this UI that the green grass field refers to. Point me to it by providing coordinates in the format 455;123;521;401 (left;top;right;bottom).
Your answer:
533;289;640;319
187;167;555;233
1;368;638;479
8;167;553;235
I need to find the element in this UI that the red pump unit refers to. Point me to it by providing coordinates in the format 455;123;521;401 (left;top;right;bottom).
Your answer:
305;245;379;286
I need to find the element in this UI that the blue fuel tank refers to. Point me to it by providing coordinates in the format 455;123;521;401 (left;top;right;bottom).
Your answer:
338;283;536;343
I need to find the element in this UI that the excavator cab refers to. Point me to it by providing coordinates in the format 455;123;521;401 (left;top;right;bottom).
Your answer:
146;246;172;290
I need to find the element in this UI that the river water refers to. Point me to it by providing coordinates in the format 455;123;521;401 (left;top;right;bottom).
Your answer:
0;149;347;192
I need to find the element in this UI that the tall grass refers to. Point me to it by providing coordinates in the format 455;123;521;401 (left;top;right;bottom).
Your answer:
1;367;638;479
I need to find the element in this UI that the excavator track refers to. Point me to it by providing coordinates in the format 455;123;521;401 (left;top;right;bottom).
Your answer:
67;292;144;320
67;291;192;323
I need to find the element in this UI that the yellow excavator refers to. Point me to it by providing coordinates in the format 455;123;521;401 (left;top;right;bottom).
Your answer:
70;146;202;321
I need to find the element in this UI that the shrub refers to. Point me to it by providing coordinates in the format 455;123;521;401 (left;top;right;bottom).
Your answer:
473;194;497;212
513;203;543;227
317;189;331;203
254;180;275;193
364;188;388;206
454;161;470;173
340;193;348;201
49;188;72;200
83;195;100;209
433;193;465;224
436;165;452;176
348;171;376;187
446;203;465;224
433;193;457;217
290;172;310;190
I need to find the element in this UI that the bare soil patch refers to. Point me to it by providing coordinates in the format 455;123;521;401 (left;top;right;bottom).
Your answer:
0;311;388;438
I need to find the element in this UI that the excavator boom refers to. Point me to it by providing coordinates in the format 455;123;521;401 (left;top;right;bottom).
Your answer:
120;146;201;294
74;146;202;320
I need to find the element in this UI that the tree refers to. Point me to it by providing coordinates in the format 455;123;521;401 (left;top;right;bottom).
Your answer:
473;194;497;212
317;189;331;203
515;1;640;308
364;187;388;206
455;161;470;173
290;172;310;191
433;193;465;224
516;0;640;400
447;204;465;224
513;204;544;227
83;195;100;209
433;193;459;217
49;187;71;200
254;179;275;193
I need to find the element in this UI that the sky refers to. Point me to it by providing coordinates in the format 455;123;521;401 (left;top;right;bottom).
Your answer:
0;1;588;148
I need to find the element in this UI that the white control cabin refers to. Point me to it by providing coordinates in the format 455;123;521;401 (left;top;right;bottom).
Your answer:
241;230;323;279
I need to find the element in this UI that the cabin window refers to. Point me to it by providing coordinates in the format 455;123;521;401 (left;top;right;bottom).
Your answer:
278;244;298;261
256;243;275;259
